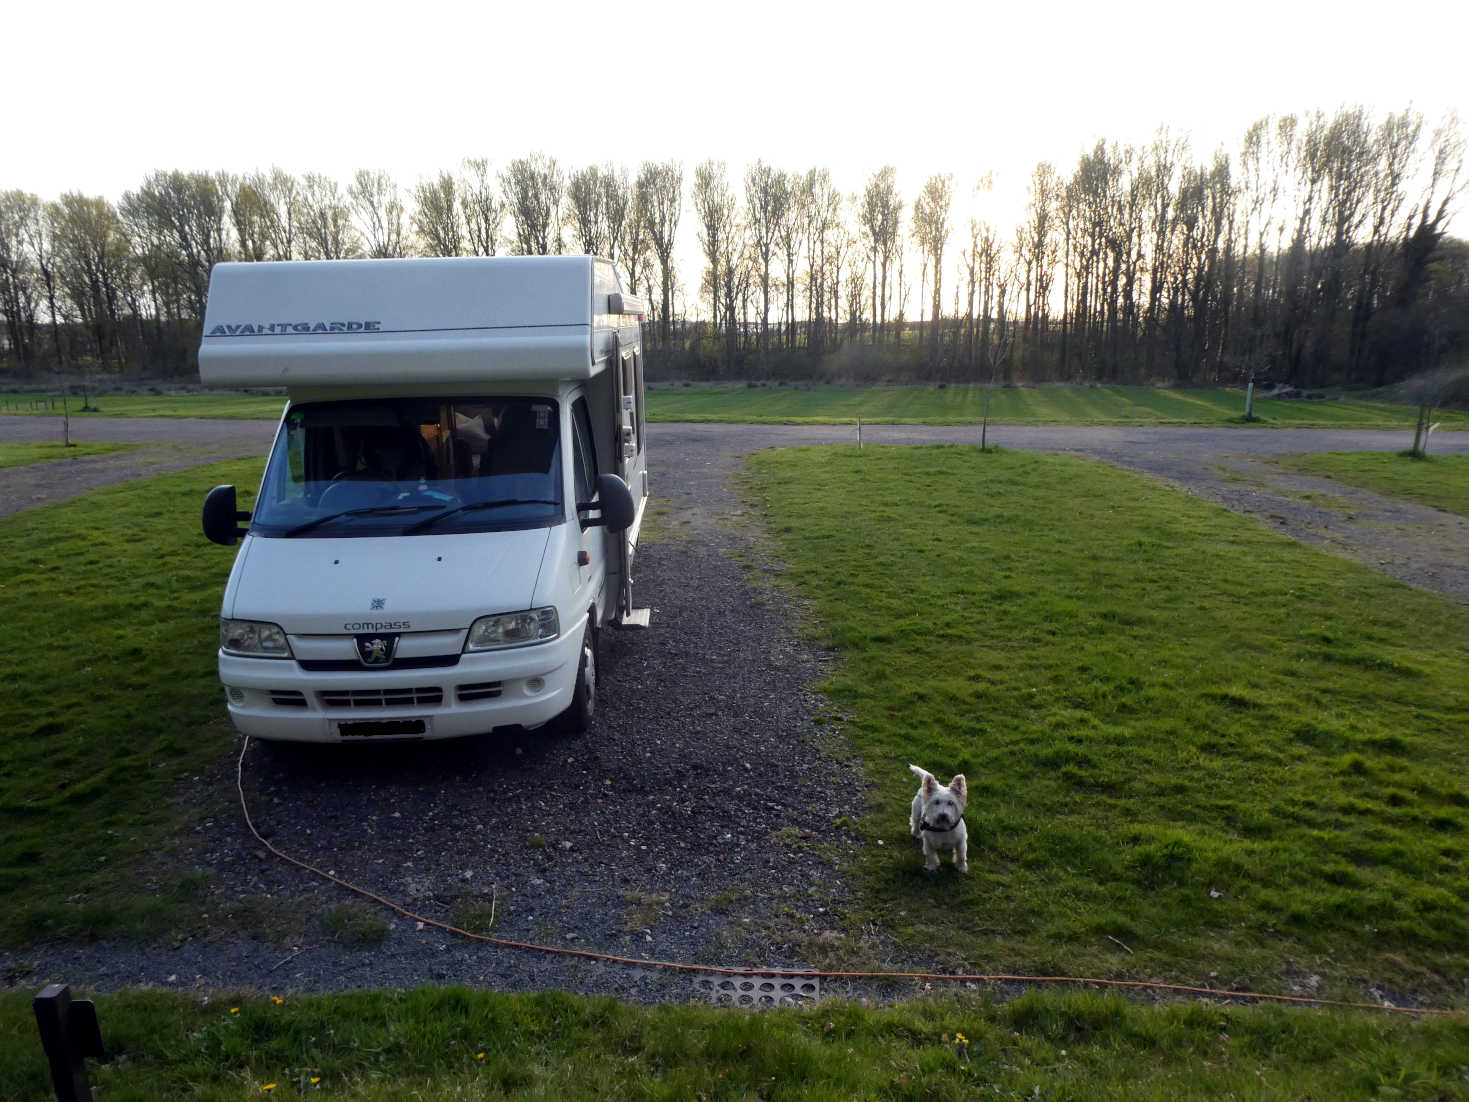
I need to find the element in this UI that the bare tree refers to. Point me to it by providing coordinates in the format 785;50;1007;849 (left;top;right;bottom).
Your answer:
567;164;615;256
460;158;506;257
348;169;407;258
119;170;229;319
776;171;808;349
618;181;653;300
912;173;953;366
692;160;738;368
51;193;132;366
255;168;301;261
859;166;903;344
636;160;682;342
0;190;43;369
223;174;273;262
600;166;631;262
297;173;359;260
413;173;463;257
501;153;564;256
744;160;787;362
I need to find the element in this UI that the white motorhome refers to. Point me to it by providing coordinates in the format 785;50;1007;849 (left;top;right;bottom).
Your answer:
198;255;648;742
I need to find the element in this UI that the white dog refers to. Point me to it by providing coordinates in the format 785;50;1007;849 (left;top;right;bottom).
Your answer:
908;764;968;873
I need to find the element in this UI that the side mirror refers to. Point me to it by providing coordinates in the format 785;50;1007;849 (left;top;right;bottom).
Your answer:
203;484;251;545
576;474;635;532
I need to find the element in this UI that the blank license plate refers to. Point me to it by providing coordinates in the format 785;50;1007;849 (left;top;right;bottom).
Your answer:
335;718;430;738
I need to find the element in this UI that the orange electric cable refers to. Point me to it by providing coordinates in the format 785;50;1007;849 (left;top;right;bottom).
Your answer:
236;739;1451;1016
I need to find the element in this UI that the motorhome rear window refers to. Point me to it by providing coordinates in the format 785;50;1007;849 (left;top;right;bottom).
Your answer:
250;397;564;537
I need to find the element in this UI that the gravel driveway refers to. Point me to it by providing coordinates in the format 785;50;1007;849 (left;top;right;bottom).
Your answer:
3;415;1467;1003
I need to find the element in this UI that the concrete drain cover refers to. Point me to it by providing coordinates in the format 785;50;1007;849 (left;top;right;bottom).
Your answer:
695;972;820;1007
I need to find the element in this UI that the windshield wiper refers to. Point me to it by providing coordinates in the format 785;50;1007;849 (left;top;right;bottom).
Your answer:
285;504;441;537
402;499;560;534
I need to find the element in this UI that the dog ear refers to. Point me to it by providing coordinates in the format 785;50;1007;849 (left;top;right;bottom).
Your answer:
949;774;967;802
922;773;937;797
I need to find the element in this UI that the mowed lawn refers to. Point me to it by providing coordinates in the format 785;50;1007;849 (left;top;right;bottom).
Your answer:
1272;452;1469;518
0;460;263;943
0;391;287;420
747;447;1469;999
7;385;1467;428
0;441;132;468
648;384;1469;427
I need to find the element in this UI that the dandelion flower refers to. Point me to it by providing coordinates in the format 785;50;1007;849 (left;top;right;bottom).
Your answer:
230;1008;240;1015
271;996;283;1005
475;1052;486;1061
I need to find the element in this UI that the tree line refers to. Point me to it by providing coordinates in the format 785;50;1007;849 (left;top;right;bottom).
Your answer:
1;106;1465;390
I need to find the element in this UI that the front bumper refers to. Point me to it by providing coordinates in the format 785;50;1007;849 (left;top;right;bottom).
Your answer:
217;630;580;742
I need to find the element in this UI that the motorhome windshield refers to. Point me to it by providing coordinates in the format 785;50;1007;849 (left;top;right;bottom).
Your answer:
250;397;563;538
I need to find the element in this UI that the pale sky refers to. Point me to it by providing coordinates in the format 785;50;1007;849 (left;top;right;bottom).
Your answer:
7;0;1465;276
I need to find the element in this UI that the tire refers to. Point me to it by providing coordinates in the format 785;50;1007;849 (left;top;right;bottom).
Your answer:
556;622;597;734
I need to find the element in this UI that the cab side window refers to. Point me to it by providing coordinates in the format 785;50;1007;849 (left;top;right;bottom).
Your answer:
571;396;597;503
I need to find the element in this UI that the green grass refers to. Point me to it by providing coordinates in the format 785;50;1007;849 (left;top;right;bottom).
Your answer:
648;384;1469;427
0;391;286;419
3;987;1466;1100
0;442;133;468
1272;452;1469;518
0;458;263;944
746;447;1469;997
8;385;1467;428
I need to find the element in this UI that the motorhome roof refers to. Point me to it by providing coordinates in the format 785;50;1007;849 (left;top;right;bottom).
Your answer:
198;255;637;388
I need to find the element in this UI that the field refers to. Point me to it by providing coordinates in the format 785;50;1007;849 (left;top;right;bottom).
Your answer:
1270;452;1469;518
6;385;1469;428
4;445;1469;1096
745;448;1469;995
0;392;288;420
0;461;263;943
647;384;1469;427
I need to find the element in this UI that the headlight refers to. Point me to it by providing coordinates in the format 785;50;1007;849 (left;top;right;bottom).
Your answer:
464;607;559;651
220;619;292;658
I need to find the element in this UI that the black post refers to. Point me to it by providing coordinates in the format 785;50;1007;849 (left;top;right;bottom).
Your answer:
33;984;103;1102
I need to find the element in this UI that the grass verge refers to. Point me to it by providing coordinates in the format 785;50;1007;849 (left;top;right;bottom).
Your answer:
0;442;133;469
0;459;262;945
647;384;1469;427
7;385;1467;428
0;391;286;420
746;446;1469;1000
3;987;1466;1100
1271;452;1469;518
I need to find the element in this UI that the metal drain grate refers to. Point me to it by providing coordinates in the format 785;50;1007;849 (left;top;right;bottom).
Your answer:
694;972;820;1008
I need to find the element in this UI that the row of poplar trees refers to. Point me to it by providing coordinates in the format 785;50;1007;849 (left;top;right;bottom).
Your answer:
0;107;1464;388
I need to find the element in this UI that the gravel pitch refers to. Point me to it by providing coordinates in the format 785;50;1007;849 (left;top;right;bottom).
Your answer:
3;416;1468;1003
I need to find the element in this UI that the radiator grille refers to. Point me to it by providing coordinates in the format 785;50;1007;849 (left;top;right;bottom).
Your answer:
318;687;443;709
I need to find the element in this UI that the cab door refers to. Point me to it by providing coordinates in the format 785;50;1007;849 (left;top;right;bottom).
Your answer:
569;392;606;620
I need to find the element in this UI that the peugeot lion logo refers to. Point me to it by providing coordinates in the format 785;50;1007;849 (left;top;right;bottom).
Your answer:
356;634;399;667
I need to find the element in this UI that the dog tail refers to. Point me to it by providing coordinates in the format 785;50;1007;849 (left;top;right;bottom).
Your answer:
908;763;932;782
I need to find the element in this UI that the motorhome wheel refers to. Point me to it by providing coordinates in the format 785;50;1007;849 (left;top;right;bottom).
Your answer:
558;623;597;733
